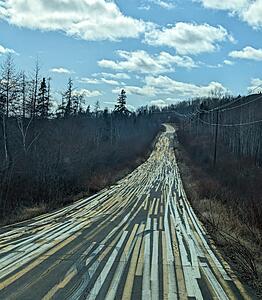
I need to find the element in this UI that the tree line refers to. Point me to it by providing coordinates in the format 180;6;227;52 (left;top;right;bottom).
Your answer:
174;94;262;166
172;94;262;230
0;55;163;221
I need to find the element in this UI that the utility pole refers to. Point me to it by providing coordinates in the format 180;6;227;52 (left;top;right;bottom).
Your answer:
213;109;219;167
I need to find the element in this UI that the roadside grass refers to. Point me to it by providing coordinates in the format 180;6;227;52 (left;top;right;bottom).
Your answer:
174;131;262;297
0;165;139;226
3;203;48;226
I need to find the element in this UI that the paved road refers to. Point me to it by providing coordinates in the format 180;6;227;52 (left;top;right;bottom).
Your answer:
0;124;252;300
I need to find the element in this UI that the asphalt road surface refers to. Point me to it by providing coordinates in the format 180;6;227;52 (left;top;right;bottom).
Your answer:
0;124;253;300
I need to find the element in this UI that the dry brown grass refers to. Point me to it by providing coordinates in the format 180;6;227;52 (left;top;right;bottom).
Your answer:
174;134;262;297
2;203;48;226
1;130;161;227
21;204;48;220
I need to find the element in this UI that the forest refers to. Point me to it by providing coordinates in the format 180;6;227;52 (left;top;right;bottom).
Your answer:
0;55;162;223
172;94;262;288
173;93;262;228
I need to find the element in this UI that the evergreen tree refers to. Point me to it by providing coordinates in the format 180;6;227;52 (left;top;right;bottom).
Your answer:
36;77;49;118
114;89;130;116
85;105;91;117
64;78;73;118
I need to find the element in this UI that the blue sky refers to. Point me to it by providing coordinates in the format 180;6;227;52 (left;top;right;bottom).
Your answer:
1;0;262;110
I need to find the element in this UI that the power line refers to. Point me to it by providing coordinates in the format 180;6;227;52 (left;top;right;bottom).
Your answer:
197;96;242;113
198;92;262;114
199;116;262;127
146;94;262;127
248;83;262;94
219;94;262;112
150;110;197;118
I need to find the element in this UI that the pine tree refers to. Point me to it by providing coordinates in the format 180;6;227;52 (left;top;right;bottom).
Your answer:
115;89;126;110
64;78;73;118
37;77;49;118
114;89;130;116
85;105;91;117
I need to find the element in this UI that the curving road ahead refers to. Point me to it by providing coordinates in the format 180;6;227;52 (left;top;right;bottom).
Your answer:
0;124;252;300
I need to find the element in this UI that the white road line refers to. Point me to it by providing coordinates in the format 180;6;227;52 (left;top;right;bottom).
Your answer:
87;231;128;300
201;262;230;300
179;182;231;281
142;217;151;300
0;221;85;279
106;225;140;300
164;200;178;299
151;227;159;300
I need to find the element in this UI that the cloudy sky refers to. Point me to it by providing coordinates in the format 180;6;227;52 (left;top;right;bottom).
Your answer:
1;0;262;109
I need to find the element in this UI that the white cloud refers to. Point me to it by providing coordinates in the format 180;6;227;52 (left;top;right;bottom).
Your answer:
0;0;145;41
144;22;233;55
145;75;228;98
75;89;102;97
112;85;156;96
242;1;262;28
80;77;120;85
150;0;176;9
205;63;223;68
248;78;262;93
139;0;175;10
93;72;131;80
158;52;198;68
82;78;101;84
197;0;248;11
80;78;100;84
197;0;262;29
101;78;119;85
98;50;197;74
150;99;168;107
112;75;228;99
0;44;17;55
138;5;151;10
50;67;72;74
229;46;262;61
223;59;234;65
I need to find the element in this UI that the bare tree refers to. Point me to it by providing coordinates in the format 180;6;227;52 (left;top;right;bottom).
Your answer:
0;54;19;167
30;58;40;119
